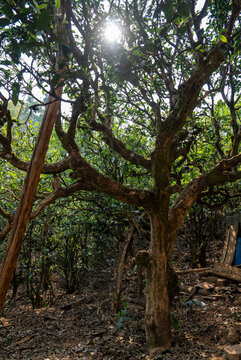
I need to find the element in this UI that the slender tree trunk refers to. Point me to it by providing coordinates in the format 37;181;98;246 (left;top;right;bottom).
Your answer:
0;5;67;313
144;210;171;352
112;224;135;313
0;92;61;312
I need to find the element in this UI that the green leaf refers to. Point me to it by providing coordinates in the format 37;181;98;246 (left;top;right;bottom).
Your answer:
174;16;181;25
0;18;11;27
0;60;13;66
127;73;139;87
179;2;189;18
116;316;123;330
33;0;38;8
37;4;47;10
12;82;20;106
36;10;52;31
55;0;61;9
50;73;61;88
219;35;227;43
10;40;21;63
163;1;174;21
195;44;202;50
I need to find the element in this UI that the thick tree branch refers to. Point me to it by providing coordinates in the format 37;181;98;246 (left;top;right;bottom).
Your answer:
227;0;241;38
168;153;241;246
151;44;226;191
91;119;152;170
0;205;13;222
30;181;95;219
221;62;241;156
0;182;96;243
164;1;241;141
0;135;11;153
65;95;87;146
163;46;226;138
65;1;84;66
68;149;153;208
0;152;71;174
0;223;12;243
169;128;201;164
55;107;67;144
207;155;241;184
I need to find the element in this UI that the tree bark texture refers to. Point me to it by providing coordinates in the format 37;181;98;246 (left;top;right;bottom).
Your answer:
144;211;171;352
0;89;62;312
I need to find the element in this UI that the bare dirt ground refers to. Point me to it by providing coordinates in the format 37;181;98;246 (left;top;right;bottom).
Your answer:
0;238;241;360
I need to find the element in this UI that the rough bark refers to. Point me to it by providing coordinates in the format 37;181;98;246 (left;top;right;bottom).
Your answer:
144;211;171;352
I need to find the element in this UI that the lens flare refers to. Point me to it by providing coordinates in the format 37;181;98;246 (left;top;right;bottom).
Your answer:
104;22;121;42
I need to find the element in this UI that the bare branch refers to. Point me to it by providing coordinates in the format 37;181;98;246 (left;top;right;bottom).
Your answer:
30;181;95;219
90;119;152;170
0;205;13;222
226;0;241;38
168;153;241;243
163;46;226;139
0;152;71;175
67;149;152;208
0;223;12;243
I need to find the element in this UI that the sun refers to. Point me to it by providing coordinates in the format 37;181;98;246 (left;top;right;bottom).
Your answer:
104;22;121;43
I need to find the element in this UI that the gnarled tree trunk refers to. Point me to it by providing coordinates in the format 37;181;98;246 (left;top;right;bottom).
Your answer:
144;210;171;352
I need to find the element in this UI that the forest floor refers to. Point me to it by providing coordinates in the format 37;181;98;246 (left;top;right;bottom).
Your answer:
0;237;241;360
